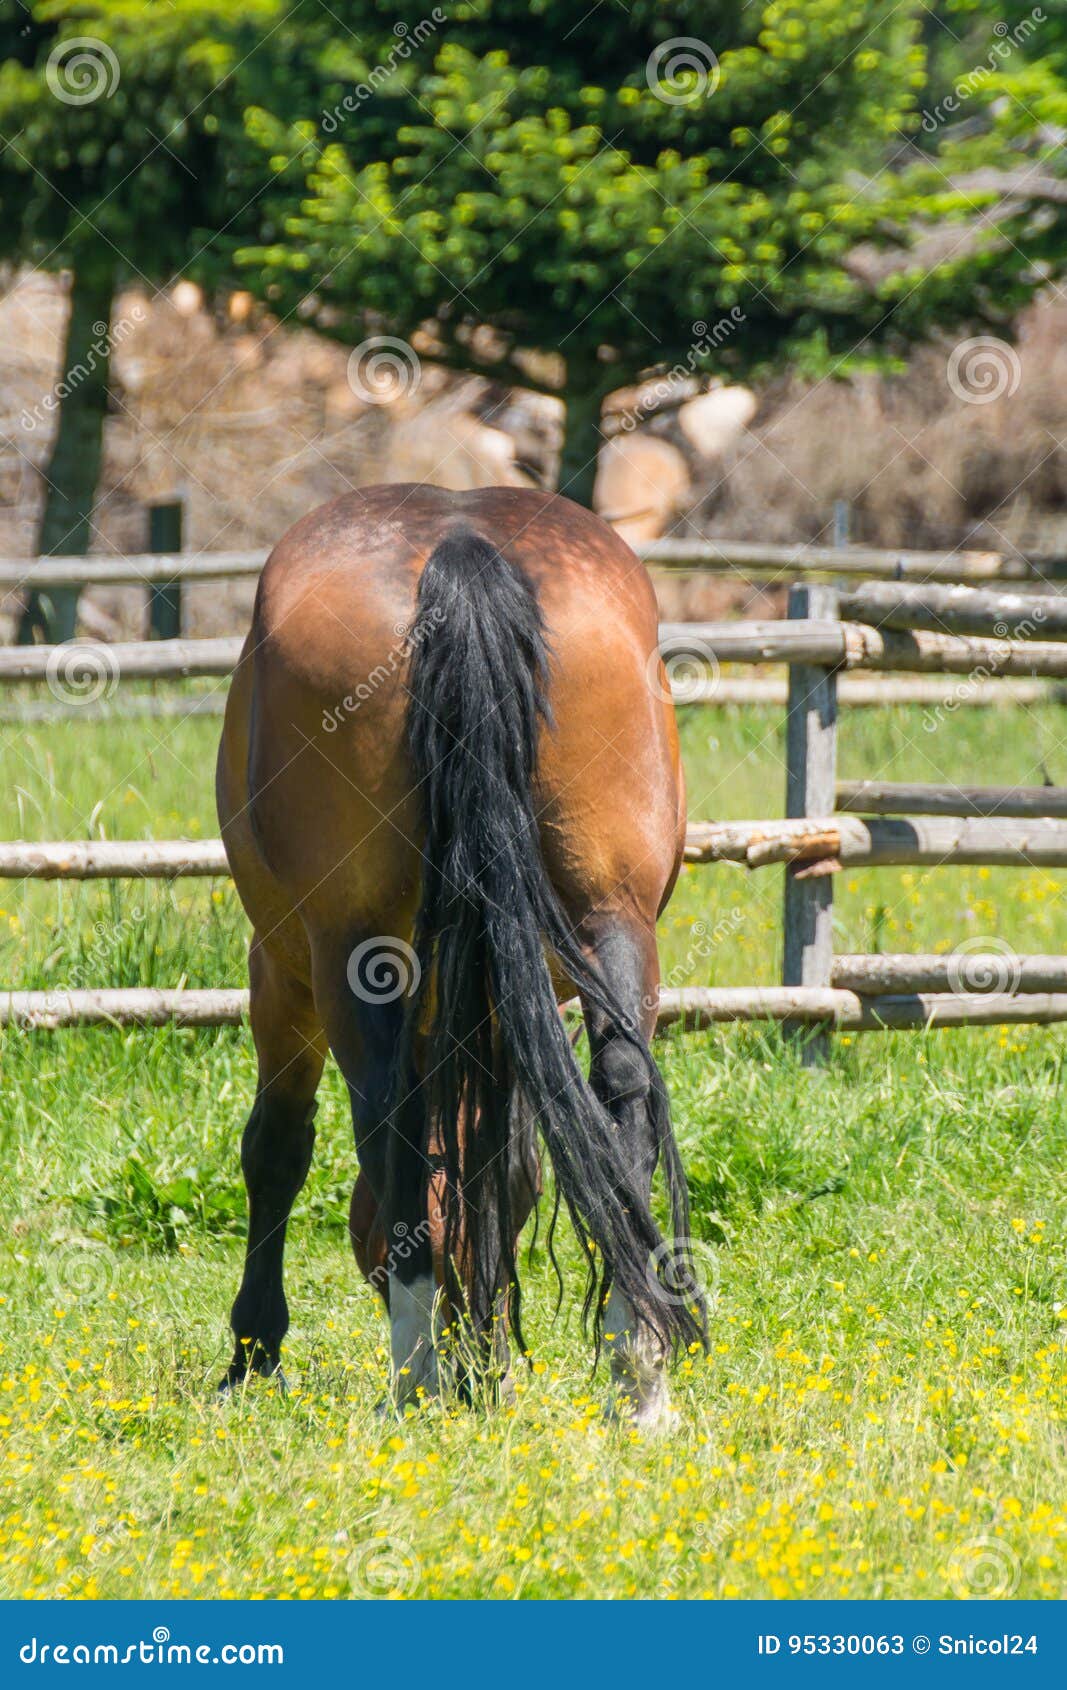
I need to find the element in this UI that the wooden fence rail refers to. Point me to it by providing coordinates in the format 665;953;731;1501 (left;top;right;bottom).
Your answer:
0;540;1026;593
11;815;1067;880
10;617;1067;689
684;816;1067;868
8;983;1067;1032
5;576;1067;1052
835;781;1067;818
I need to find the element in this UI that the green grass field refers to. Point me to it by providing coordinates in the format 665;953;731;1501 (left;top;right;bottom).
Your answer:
1;693;1065;1599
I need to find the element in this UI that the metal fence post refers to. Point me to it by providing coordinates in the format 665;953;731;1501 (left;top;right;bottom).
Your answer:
148;501;183;640
782;582;839;1065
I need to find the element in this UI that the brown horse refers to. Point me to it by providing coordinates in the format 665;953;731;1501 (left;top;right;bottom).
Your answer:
216;483;704;1426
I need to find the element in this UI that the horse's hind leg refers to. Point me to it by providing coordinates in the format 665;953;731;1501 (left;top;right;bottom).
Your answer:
311;953;440;1406
223;941;326;1389
580;916;678;1431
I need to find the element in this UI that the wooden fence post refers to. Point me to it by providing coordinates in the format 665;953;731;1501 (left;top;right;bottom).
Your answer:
783;583;839;1065
148;501;183;640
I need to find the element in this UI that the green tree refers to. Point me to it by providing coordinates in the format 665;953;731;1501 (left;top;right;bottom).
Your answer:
238;0;957;507
0;0;311;639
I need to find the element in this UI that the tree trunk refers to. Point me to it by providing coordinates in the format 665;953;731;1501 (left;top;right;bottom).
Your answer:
19;254;116;644
557;362;610;509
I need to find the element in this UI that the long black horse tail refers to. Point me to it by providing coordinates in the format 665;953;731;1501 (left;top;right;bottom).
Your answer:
391;525;705;1364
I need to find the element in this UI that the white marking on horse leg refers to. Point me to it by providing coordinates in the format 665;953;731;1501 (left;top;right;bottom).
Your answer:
604;1285;675;1433
389;1273;440;1404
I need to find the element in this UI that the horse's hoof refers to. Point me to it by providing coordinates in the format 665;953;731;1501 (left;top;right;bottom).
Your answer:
606;1376;680;1437
216;1363;287;1397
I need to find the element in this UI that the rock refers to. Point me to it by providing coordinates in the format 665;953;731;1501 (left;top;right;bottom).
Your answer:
595;435;689;542
677;386;757;456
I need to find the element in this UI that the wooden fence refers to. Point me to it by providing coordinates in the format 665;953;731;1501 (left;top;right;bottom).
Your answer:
4;573;1067;1050
4;537;1067;592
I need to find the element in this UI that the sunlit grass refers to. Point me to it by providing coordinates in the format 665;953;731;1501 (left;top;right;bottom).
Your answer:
1;696;1066;1598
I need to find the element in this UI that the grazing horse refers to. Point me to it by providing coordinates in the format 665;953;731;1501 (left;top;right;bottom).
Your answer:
216;484;705;1426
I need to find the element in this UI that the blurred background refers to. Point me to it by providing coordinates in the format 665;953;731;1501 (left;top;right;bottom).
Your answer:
4;1;1067;637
